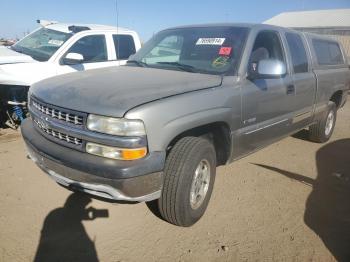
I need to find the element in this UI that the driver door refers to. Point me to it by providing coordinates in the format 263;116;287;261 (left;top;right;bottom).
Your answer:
239;30;294;155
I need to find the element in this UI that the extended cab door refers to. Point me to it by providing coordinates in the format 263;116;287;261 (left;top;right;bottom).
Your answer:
111;34;137;65
57;34;114;74
239;30;295;155
284;32;316;129
87;33;138;68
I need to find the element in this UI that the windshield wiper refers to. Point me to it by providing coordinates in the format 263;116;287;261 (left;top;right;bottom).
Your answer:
127;60;148;67
156;62;197;73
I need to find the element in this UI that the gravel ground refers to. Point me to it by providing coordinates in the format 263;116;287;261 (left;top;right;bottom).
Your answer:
0;102;349;262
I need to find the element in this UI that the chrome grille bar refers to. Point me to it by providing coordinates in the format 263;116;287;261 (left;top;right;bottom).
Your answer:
33;118;83;146
32;100;83;125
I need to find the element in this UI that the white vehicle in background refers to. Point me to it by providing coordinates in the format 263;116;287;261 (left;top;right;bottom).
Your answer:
0;20;141;128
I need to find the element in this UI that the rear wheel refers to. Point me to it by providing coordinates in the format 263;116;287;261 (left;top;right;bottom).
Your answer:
309;101;337;143
158;136;216;227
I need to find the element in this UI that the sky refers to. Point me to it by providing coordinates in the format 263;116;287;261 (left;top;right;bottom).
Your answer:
1;0;350;41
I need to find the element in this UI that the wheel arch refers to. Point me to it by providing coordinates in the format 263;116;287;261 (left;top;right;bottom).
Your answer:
165;121;232;167
329;90;343;109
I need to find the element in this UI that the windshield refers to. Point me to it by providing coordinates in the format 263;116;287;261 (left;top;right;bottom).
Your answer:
12;28;72;62
129;26;249;75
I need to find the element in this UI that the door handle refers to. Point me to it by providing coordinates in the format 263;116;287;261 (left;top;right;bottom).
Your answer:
286;84;295;95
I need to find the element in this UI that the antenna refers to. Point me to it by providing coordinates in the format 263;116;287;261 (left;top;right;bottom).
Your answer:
115;0;120;60
115;0;119;29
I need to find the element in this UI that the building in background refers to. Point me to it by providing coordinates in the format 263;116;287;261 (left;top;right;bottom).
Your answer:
264;9;350;60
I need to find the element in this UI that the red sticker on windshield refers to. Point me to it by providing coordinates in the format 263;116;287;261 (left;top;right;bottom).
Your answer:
219;47;232;56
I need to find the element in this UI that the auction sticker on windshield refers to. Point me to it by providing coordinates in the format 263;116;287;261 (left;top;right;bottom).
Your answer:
219;47;232;56
196;38;225;45
48;39;64;46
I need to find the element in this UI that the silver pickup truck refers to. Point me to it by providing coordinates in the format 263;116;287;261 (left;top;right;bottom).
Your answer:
22;23;349;226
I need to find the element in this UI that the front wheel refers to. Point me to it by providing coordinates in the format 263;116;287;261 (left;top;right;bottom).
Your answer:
309;101;337;143
158;137;216;227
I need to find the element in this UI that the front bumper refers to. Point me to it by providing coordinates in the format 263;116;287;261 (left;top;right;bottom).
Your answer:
22;118;165;202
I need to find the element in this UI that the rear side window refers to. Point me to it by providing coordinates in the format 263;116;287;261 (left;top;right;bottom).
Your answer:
285;33;308;73
312;39;344;65
113;35;136;60
67;35;108;63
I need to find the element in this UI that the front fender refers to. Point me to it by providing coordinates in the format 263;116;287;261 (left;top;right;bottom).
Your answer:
160;107;232;146
125;84;241;152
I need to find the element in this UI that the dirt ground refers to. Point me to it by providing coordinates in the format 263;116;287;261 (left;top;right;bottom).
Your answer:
0;102;349;262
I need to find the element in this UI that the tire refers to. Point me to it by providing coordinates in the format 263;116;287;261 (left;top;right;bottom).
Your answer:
158;136;216;227
309;101;337;143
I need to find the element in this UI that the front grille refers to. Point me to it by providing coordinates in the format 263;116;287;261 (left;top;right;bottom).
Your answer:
32;99;83;125
34;118;83;146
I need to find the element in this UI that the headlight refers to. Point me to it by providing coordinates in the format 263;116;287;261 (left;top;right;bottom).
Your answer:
87;114;146;136
86;142;147;160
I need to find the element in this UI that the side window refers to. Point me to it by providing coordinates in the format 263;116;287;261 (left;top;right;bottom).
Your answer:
249;31;285;66
113;35;136;60
67;35;107;63
329;42;344;64
285;33;308;73
312;39;344;65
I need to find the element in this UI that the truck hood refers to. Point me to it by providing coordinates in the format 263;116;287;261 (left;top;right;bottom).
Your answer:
0;46;35;64
0;62;54;86
31;66;222;117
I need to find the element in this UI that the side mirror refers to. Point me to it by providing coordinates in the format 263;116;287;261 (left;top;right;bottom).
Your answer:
62;52;84;65
249;59;286;79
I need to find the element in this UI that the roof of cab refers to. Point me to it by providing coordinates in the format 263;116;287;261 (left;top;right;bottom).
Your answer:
165;22;337;40
45;23;134;34
165;23;284;30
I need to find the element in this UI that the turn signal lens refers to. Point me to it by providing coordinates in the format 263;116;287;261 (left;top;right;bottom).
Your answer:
86;142;147;160
121;148;147;160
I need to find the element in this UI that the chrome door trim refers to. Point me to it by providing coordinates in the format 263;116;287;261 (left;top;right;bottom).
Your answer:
244;118;289;135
